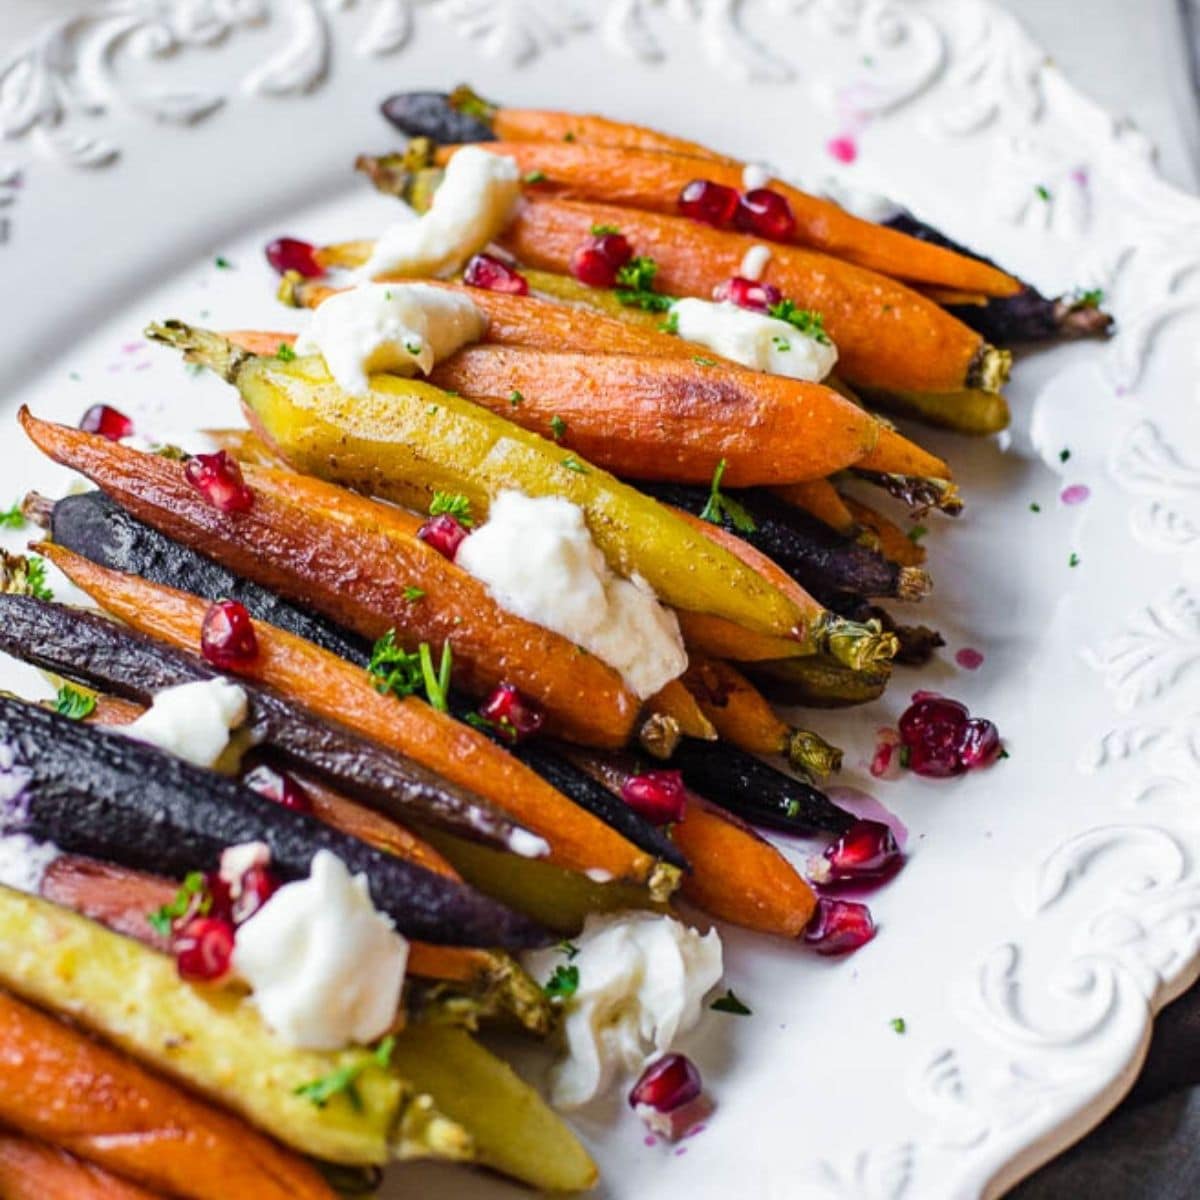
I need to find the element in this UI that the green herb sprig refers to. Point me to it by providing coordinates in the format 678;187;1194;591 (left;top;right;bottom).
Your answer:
768;299;830;344
428;491;474;527
699;459;757;534
54;684;96;721
294;1036;396;1110
711;988;752;1016
147;871;209;937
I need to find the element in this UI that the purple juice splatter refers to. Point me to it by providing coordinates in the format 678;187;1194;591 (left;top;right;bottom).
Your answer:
827;786;908;850
674;1147;689;1157
1061;483;1090;505
955;647;985;670
644;1135;658;1148
826;135;858;164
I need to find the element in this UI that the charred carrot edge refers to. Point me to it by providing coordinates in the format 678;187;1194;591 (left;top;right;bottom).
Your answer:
20;410;640;750
0;1132;162;1200
0;989;334;1200
770;479;857;537
494;197;1010;395
429;140;1021;297
38;543;668;893
839;494;927;568
681;657;842;777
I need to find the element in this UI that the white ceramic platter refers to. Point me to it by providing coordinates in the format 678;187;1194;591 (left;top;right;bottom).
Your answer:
4;3;1200;1197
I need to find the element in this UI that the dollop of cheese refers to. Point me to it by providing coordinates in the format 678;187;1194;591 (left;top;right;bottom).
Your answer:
455;491;687;700
294;282;487;397
0;834;58;894
233;850;408;1051
669;297;839;383
524;911;723;1109
739;243;772;281
122;678;247;769
359;145;521;280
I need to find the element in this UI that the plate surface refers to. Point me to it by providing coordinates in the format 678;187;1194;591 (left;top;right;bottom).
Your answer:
4;2;1200;1197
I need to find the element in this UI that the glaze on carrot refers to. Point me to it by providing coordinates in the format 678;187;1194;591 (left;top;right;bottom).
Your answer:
0;1134;160;1200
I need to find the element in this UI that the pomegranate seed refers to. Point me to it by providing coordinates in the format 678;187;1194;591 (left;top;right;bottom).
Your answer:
243;764;314;814
265;237;324;278
713;276;782;312
804;897;876;955
959;718;1002;769
677;179;739;227
417;514;469;559
463;252;529;295
620;770;687;825
173;915;236;981
898;696;969;778
570;232;633;287
629;1053;702;1113
735;188;797;240
230;863;280;926
184;451;254;513
479;683;545;743
79;404;134;442
823;819;901;881
204;871;233;923
200;599;259;670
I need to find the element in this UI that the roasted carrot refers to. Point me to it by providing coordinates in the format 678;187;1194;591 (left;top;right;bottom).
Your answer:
681;657;841;776
428;345;880;486
647;678;716;742
430;141;1021;297
771;478;857;537
840;494;927;568
0;990;333;1200
854;424;952;483
20;411;640;749
495;197;1010;395
0;1134;161;1200
39;543;667;893
860;385;1010;436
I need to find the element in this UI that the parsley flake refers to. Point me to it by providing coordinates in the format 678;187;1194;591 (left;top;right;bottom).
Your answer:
907;524;928;544
660;310;680;335
404;339;423;356
428;492;474;527
276;342;296;362
1034;184;1051;202
1068;552;1080;568
367;630;424;698
25;556;53;601
1059;448;1071;463
699;458;757;534
1030;502;1042;513
54;684;96;721
561;456;589;474
692;355;717;367
509;389;523;406
898;745;912;769
402;586;425;602
419;641;453;713
148;871;208;937
768;299;830;344
590;223;620;236
214;255;232;269
0;502;25;529
523;169;547;184
544;963;580;1000
563;131;576;143
294;1036;396;1110
612;254;674;312
1073;286;1104;309
711;988;752;1016
890;1017;907;1034
549;415;567;441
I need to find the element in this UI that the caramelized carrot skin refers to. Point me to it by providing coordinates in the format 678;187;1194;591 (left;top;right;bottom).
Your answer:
671;800;816;936
39;543;656;886
772;479;857;537
429;346;878;485
855;424;952;482
0;991;334;1200
0;1134;161;1200
493;109;730;161
21;413;639;749
439;141;1020;297
500;197;987;394
682;657;790;757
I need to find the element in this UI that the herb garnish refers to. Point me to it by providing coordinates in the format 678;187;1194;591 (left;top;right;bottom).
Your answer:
0;502;24;529
590;223;620;236
419;642;453;713
1059;448;1071;463
768;299;830;344
557;940;580;960
1029;502;1041;513
550;414;567;441
509;389;523;406
563;131;576;143
54;684;96;721
561;456;589;474
368;631;452;711
614;255;674;312
276;342;296;362
1073;286;1104;309
214;255;232;269
699;458;757;534
890;1017;907;1034
25;556;53;601
523;169;547;184
771;335;790;352
544;964;580;1000
692;355;717;367
428;491;474;527
660;310;680;335
898;745;912;769
402;586;425;602
404;339;423;356
711;988;752;1016
148;871;209;937
294;1036;396;1111
906;524;928;544
1068;552;1080;568
1034;184;1051;202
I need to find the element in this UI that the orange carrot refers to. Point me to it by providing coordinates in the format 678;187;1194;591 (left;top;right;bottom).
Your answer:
21;411;640;749
39;543;659;887
771;478;857;536
493;108;727;160
682;657;801;759
646;678;717;741
428;345;880;485
0;1133;161;1200
855;424;952;482
0;990;333;1200
840;494;927;568
671;800;816;936
498;196;1007;394
436;141;1021;297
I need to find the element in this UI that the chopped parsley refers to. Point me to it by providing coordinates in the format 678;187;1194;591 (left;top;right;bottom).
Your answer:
54;684;96;721
563;131;576;143
428;491;474;527
549;414;567;441
1034;184;1051;202
543;963;580;1001
1030;502;1042;513
711;988;752;1016
509;389;524;406
660;310;680;335
419;641;453;713
785;797;802;819
275;342;296;362
772;335;791;352
561;456;589;474
699;458;757;534
402;586;425;602
898;745;911;769
404;339;423;356
523;169;547;184
1059;448;1071;463
463;711;496;734
147;871;208;937
1073;286;1104;309
590;223;620;236
557;939;580;960
294;1036;395;1111
768;299;830;344
907;524;928;544
692;355;717;367
214;255;232;269
0;502;24;529
890;1017;907;1034
614;255;674;312
368;632;452;711
25;556;53;601
1068;552;1080;568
